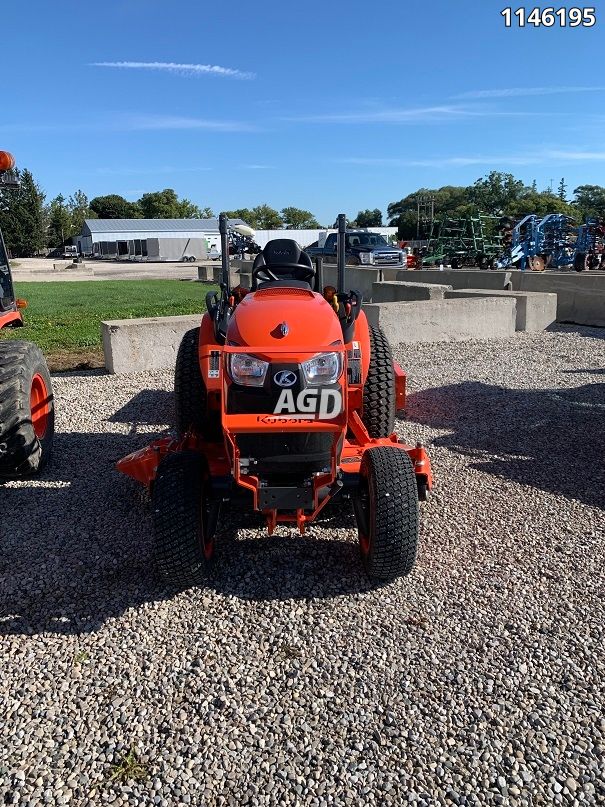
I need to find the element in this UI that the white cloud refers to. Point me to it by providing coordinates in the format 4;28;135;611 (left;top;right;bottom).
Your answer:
342;149;605;168
455;86;605;99
121;114;257;132
0;114;257;134
91;61;255;80
285;104;548;124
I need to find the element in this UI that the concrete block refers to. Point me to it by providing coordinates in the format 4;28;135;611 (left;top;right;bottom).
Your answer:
211;265;243;287
322;265;381;301
197;265;215;282
372;281;453;302
515;271;605;327
231;258;254;271
363;298;516;344
407;268;514;290
102;314;201;374
444;288;557;331
237;272;253;289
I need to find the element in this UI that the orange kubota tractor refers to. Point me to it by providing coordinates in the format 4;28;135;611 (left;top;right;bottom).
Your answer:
118;214;432;586
0;151;55;478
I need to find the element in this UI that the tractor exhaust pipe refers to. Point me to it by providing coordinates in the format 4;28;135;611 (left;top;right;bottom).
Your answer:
219;212;230;293
337;213;346;291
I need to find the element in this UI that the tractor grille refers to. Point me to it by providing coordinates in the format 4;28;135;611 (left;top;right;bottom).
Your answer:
237;432;333;480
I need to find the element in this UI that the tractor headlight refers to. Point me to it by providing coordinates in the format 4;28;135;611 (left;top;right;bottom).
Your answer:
228;353;269;386
302;352;343;385
360;252;374;265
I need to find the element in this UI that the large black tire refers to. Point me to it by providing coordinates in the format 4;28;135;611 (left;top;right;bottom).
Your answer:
361;326;396;437
152;451;220;588
353;447;419;582
574;253;587;272
174;327;209;436
0;340;54;478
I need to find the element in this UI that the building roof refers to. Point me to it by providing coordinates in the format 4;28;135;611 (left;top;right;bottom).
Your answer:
84;217;245;234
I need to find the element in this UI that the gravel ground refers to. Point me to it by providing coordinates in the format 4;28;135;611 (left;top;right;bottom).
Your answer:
1;325;604;806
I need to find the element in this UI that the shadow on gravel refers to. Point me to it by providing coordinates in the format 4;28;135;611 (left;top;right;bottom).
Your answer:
407;380;605;509
546;323;605;340
0;427;372;636
109;389;174;426
202;505;374;602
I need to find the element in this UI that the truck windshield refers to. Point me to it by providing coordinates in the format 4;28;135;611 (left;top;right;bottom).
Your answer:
324;233;391;248
346;234;389;247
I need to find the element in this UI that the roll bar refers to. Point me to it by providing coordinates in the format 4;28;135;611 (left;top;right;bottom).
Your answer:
219;212;231;294
337;213;346;291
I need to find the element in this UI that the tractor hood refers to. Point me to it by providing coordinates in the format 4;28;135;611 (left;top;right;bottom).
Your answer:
227;287;343;360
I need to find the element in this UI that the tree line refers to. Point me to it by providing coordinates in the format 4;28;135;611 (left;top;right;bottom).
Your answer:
388;172;605;239
2;165;605;257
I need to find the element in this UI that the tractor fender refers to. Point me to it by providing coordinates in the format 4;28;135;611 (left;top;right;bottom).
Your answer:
198;313;222;393
352;310;371;385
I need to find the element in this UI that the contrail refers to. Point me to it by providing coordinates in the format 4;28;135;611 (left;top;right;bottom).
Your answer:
91;61;255;80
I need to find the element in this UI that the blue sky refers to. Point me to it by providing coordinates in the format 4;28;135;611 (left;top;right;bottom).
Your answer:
3;0;604;223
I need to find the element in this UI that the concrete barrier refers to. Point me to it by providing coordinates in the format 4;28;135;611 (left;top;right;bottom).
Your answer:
197;265;216;282
363;298;517;343
372;281;453;302
404;269;514;290
405;268;605;326
102;314;201;374
515;272;605;327
323;265;382;300
211;265;246;286
444;288;557;331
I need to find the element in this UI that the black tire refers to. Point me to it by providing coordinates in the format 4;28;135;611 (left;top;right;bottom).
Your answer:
174;327;219;439
574;252;587;272
0;340;54;478
361;326;395;437
353;447;419;582
152;451;220;587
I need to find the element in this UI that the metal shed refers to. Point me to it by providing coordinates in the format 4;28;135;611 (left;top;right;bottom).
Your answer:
77;217;246;261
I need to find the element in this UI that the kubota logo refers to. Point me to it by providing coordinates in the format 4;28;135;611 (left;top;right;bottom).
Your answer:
274;369;297;388
273;388;342;419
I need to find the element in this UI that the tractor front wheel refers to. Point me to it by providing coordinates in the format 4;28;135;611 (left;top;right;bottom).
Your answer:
152;451;220;588
0;340;54;478
353;447;419;582
361;326;396;437
174;327;220;439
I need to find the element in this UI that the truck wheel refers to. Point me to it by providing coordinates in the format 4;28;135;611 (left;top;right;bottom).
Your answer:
353;447;419;582
0;340;54;478
152;451;220;588
361;326;395;438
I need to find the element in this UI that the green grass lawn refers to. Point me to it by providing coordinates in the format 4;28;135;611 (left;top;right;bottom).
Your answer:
0;280;214;370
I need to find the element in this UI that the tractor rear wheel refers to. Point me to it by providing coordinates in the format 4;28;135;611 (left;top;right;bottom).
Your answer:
0;340;54;478
353;447;419;582
174;327;220;439
152;451;220;588
361;325;396;437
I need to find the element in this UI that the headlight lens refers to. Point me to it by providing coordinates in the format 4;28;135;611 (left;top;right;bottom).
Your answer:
302;352;343;384
360;252;374;264
228;353;269;386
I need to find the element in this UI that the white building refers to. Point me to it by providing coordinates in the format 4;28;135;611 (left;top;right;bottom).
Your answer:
77;217;246;260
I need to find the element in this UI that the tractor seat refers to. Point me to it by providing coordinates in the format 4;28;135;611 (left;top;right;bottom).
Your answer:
252;239;315;290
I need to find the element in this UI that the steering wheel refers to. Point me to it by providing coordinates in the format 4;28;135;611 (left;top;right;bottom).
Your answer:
252;262;315;285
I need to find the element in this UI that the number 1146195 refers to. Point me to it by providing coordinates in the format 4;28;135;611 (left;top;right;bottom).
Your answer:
501;7;596;26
